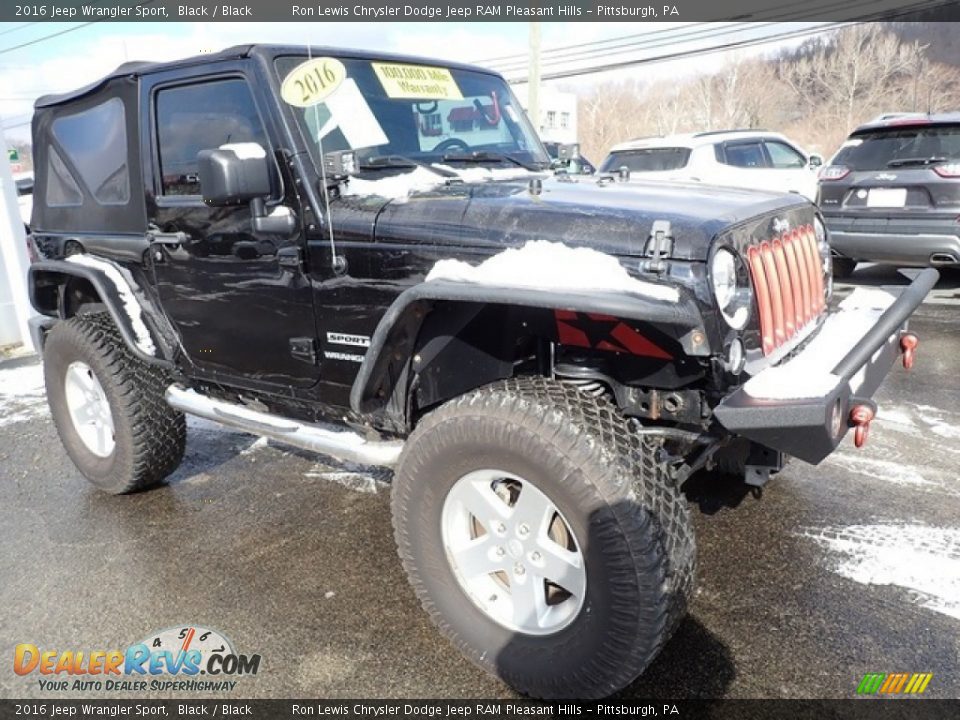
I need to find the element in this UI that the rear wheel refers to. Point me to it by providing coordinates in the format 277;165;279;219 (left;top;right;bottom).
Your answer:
44;312;186;494
391;377;695;698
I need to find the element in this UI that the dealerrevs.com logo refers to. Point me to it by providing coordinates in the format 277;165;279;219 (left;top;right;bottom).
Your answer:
14;625;261;692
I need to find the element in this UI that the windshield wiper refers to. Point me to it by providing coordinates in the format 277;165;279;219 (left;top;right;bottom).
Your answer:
359;155;459;179
440;150;543;172
886;156;948;167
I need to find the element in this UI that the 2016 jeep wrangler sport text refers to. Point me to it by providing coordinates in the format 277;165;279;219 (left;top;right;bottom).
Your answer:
25;45;937;698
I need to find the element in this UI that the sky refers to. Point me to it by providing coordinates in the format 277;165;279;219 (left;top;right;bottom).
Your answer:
0;21;834;143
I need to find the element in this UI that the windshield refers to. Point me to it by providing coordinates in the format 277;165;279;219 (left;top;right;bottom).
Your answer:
836;125;960;170
275;55;549;171
600;148;691;173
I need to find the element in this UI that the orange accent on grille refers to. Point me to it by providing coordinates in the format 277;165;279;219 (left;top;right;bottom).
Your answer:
787;229;813;324
758;241;786;347
782;233;805;330
746;224;826;356
771;240;796;338
747;246;775;355
803;225;826;313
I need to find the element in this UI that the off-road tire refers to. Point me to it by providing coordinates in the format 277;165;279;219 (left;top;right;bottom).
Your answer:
44;312;186;494
391;377;695;699
832;256;857;279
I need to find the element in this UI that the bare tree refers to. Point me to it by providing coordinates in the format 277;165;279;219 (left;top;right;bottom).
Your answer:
780;25;917;143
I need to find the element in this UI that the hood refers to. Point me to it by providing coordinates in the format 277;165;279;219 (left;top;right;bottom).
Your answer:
369;172;813;261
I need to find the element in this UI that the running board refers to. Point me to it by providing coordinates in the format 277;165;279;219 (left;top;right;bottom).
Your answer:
164;385;404;468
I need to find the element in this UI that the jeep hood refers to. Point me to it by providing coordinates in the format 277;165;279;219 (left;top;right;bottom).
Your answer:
367;173;813;261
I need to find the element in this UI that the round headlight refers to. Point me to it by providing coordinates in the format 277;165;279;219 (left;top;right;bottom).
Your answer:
711;249;737;309
710;248;750;330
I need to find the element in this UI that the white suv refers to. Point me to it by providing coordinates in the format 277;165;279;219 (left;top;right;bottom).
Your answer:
601;130;822;201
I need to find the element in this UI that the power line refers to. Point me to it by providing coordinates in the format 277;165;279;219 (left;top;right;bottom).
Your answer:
472;22;717;64
0;0;157;56
0;22;41;39
489;22;779;73
510;21;851;84
0;22;99;56
481;0;951;77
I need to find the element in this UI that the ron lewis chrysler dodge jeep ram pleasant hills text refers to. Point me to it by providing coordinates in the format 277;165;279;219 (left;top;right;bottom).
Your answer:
23;45;937;698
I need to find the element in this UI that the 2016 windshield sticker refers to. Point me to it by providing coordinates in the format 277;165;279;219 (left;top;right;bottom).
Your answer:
281;57;346;107
372;63;463;100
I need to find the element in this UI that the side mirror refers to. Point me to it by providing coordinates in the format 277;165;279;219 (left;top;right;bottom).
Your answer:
808;154;824;169
197;143;271;206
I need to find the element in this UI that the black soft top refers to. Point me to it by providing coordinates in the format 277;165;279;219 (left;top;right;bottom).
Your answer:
31;44;498;235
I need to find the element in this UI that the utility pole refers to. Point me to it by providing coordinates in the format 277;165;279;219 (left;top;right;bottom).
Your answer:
528;21;541;135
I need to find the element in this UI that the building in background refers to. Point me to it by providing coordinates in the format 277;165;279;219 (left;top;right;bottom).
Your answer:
513;84;578;145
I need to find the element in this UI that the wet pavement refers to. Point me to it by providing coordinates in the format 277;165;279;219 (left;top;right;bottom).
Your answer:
0;265;958;700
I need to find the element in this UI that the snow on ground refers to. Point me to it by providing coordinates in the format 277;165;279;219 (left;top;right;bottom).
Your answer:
0;362;47;427
743;287;896;400
802;523;960;621
823;451;949;491
426;240;680;302
876;403;960;455
304;469;385;494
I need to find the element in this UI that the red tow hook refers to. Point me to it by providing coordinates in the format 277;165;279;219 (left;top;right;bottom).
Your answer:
849;404;876;448
900;332;919;370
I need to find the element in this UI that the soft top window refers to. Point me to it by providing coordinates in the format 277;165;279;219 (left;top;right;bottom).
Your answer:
600;148;691;172
51;97;129;204
155;77;271;196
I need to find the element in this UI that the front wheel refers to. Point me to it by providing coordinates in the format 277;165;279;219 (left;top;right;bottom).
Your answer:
391;377;695;698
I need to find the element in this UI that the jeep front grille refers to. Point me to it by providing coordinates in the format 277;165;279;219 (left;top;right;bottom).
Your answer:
746;224;825;355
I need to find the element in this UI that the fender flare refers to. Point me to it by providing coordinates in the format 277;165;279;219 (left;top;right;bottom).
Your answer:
28;259;175;368
349;278;705;420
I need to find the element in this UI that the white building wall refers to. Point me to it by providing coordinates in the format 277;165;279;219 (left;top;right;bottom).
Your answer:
513;84;578;145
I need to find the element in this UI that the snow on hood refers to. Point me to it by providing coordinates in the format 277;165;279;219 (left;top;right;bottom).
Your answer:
425;240;680;303
339;165;537;201
743;287;897;400
66;254;156;356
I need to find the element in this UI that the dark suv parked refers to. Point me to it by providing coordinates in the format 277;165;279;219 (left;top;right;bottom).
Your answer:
819;113;960;276
25;44;936;699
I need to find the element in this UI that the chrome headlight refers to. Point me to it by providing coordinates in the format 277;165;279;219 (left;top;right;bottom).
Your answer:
711;247;751;330
814;216;833;298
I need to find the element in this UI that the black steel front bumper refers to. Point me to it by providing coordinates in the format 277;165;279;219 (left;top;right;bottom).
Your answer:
714;268;939;465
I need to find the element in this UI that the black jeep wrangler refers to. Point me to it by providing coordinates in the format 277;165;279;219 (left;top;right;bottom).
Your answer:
25;45;937;698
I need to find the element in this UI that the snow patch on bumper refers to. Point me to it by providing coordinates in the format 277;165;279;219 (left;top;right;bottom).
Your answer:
743;287;897;400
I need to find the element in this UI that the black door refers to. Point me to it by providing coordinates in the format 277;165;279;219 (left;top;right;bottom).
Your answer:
145;69;320;389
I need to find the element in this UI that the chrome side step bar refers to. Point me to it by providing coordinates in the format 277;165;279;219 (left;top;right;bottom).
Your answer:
165;385;404;468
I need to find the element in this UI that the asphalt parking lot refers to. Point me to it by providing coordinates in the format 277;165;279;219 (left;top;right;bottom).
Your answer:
1;264;958;700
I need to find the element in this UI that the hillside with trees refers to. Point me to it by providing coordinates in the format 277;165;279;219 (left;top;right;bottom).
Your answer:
575;23;960;163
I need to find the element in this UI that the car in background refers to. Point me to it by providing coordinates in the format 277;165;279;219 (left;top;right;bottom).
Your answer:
601;130;823;202
819;113;960;277
542;141;596;174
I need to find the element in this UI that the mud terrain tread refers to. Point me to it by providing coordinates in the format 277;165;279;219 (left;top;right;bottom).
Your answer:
391;376;695;698
44;312;185;493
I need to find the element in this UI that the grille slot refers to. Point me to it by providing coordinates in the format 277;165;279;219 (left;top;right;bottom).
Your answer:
746;224;825;355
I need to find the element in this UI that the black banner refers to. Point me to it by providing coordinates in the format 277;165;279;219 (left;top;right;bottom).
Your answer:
2;700;960;720
2;0;960;23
